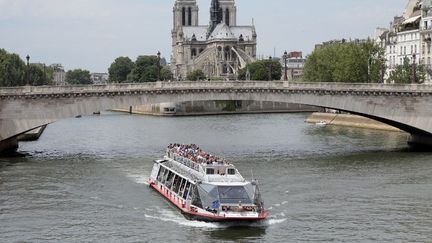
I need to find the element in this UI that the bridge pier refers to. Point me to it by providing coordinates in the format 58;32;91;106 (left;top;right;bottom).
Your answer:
0;137;19;155
408;134;432;149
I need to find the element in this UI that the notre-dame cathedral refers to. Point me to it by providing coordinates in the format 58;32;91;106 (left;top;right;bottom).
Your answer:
171;0;257;80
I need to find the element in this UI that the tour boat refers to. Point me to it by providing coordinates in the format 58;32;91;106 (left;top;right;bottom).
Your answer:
148;144;268;223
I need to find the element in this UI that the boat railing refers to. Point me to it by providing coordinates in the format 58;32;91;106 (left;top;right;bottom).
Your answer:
167;152;201;172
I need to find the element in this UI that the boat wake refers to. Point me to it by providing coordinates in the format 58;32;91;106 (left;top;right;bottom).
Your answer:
266;218;287;225
125;173;150;185
143;208;287;229
144;209;221;228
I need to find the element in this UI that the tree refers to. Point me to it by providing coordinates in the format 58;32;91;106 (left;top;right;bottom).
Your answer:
238;59;282;81
160;66;173;81
128;55;160;82
28;64;53;86
388;57;426;84
66;69;92;85
0;49;54;87
108;57;134;83
187;69;206;81
0;49;26;87
303;40;386;83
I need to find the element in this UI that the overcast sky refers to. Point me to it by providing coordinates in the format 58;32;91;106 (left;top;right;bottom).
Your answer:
0;0;407;72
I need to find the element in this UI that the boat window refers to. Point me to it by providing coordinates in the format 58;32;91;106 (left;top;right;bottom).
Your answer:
227;168;236;175
218;186;252;204
206;168;215;175
161;168;170;184
172;175;181;192
165;172;175;189
157;167;165;182
190;185;202;208
176;178;185;194
182;182;191;199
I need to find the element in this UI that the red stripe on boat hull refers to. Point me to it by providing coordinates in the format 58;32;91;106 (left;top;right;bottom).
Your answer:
148;180;268;222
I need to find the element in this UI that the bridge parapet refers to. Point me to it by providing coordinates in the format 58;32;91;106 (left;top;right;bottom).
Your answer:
0;81;432;97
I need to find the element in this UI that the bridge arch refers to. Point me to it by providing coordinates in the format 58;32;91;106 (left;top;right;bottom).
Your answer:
0;81;431;151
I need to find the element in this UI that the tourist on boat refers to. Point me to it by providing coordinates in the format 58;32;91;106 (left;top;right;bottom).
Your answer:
167;144;231;168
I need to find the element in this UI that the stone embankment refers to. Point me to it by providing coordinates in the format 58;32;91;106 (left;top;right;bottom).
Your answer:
306;112;402;132
114;101;321;116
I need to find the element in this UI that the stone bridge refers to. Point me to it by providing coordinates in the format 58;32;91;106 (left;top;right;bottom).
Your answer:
0;81;431;153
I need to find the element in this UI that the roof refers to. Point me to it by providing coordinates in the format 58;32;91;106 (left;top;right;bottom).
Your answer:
230;26;255;41
208;23;236;40
182;26;208;41
182;24;255;42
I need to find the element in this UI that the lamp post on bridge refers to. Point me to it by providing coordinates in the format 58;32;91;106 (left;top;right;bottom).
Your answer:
157;51;161;81
367;52;372;83
26;55;30;86
268;56;273;81
283;51;288;81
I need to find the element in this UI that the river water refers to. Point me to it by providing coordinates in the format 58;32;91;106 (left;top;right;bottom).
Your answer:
0;112;431;242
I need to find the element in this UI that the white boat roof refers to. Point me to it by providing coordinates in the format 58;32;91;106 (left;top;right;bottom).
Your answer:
163;156;247;184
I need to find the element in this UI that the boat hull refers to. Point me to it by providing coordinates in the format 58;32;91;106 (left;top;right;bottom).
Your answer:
148;180;268;223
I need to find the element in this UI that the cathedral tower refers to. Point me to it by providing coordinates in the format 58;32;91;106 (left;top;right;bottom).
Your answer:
173;0;199;32
219;0;236;26
171;0;256;80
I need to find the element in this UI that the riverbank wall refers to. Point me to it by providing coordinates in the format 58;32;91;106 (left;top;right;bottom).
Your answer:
115;101;321;116
306;112;402;132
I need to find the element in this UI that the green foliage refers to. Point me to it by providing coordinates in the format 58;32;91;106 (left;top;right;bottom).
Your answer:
160;66;173;81
388;57;426;84
187;69;207;81
110;55;171;83
28;64;52;86
66;69;92;85
108;56;134;83
303;40;386;83
0;49;26;87
0;49;53;87
238;59;282;81
128;55;165;82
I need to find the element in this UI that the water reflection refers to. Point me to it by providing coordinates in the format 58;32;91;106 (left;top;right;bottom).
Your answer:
206;227;266;241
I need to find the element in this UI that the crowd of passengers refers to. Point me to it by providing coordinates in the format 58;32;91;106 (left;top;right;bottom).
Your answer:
167;144;230;167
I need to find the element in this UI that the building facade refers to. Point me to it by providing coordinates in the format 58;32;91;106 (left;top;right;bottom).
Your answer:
91;73;109;85
171;0;257;80
50;64;66;85
420;0;432;78
377;0;432;84
281;51;306;80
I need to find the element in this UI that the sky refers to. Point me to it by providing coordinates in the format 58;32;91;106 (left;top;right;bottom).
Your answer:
0;0;408;72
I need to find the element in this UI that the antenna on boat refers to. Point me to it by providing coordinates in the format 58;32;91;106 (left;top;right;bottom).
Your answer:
251;169;255;181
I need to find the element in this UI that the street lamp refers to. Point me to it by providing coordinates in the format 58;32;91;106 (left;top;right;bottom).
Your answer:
26;55;30;85
380;57;386;84
157;51;161;81
283;51;288;81
367;52;372;83
268;56;273;81
412;53;417;84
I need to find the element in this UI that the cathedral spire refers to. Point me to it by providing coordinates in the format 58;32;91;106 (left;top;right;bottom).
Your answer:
209;0;223;36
